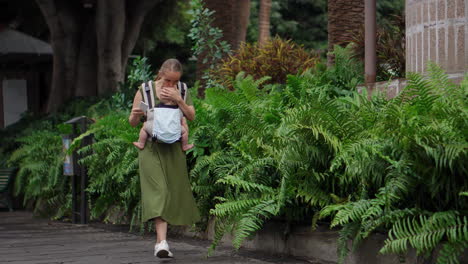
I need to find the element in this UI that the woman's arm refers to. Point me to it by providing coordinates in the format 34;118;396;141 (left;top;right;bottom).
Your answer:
129;91;144;127
177;100;195;121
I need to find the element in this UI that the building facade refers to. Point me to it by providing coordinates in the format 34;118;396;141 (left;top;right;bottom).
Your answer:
406;0;467;82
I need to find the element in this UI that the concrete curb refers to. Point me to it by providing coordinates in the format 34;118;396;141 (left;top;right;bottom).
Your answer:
170;218;468;264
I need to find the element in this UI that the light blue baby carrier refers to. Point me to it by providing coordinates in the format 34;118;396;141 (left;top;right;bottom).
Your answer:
140;81;187;144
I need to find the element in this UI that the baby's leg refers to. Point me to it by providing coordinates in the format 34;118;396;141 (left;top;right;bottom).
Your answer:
133;125;148;150
180;117;194;151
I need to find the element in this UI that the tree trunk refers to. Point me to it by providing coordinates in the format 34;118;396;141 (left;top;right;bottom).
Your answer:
196;0;251;97
36;0;81;111
35;0;160;112
204;0;250;51
258;0;271;47
233;0;251;51
327;0;364;65
75;12;97;97
96;0;125;96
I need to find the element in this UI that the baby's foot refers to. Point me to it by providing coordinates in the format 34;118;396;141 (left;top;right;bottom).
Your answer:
133;142;145;150
182;144;194;152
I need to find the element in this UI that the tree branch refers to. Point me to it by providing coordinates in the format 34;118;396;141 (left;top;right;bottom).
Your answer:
35;0;63;40
35;0;82;111
121;0;162;66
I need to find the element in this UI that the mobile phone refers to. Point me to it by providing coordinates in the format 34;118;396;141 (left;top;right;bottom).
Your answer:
139;101;149;112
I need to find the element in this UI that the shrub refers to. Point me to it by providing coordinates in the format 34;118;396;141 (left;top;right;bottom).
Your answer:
76;111;141;227
5;57;152;222
210;37;319;90
191;61;468;263
346;15;405;81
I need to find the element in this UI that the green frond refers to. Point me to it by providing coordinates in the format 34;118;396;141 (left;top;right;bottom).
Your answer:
295;183;332;208
208;216;233;256
319;203;346;219
216;176;275;194
437;240;468;264
330;200;372;228
337;222;361;264
380;213;468;258
231;199;277;249
210;198;264;218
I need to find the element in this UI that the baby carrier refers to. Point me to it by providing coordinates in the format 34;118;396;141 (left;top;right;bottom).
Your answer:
140;81;187;144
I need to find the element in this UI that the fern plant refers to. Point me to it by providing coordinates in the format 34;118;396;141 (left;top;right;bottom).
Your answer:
319;65;467;263
190;53;467;264
76;111;142;227
8;125;69;218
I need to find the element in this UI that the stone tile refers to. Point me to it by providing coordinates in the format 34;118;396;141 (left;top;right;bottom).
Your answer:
448;26;456;71
423;2;429;23
430;28;437;63
457;25;465;70
438;27;446;68
417;4;422;24
438;0;446;21
411;35;416;72
447;0;456;18
430;2;437;22
386;83;399;99
406;36;410;72
0;211;309;264
423;28;429;71
457;0;465;18
417;32;422;72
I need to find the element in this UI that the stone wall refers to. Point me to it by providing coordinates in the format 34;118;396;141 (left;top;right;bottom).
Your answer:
357;78;407;99
173;219;468;264
406;0;467;83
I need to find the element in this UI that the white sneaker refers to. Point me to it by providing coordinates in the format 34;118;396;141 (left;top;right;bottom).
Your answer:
154;240;174;258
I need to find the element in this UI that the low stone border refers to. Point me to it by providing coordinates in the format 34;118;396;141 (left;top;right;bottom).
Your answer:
172;218;468;264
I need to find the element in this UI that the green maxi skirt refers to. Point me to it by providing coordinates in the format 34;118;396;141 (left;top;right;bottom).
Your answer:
139;141;200;225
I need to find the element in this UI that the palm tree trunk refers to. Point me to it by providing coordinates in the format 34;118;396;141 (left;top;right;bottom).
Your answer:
327;0;364;65
258;0;271;47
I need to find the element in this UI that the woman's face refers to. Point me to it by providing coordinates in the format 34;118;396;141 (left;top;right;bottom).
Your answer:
161;71;181;88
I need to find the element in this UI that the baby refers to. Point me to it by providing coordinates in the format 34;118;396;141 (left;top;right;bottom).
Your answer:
133;84;194;151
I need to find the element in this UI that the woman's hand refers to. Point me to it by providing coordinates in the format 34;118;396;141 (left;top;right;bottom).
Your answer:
160;86;182;104
129;91;144;127
131;108;145;118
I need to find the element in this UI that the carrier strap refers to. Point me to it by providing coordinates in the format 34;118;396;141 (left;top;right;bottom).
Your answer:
178;81;187;102
141;80;187;108
148;81;156;108
141;82;151;108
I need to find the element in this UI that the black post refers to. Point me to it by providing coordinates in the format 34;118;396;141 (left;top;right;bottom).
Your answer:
79;119;89;224
72;173;78;223
70;128;79;224
64;116;94;225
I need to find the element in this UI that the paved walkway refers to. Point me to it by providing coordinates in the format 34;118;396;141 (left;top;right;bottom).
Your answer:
0;211;310;264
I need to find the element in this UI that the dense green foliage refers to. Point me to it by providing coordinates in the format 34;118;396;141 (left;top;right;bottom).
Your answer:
2;99;99;217
3;43;466;263
76;112;141;226
246;0;404;52
188;0;231;88
3;57;150;222
189;48;467;262
247;0;328;51
211;37;319;90
348;14;405;80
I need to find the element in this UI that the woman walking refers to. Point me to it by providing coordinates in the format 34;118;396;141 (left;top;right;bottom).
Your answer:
128;58;200;258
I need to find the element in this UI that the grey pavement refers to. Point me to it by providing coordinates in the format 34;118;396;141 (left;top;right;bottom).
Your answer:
0;211;311;264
